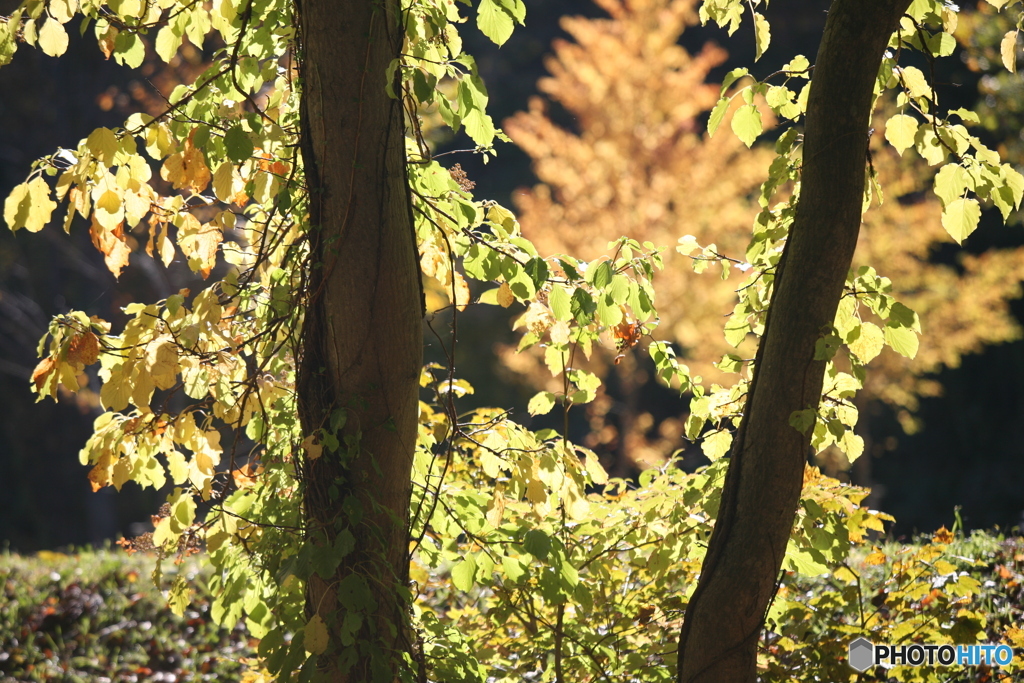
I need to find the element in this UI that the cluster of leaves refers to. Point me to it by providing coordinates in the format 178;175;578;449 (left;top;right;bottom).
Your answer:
0;549;254;682
410;385;895;682
765;529;1024;682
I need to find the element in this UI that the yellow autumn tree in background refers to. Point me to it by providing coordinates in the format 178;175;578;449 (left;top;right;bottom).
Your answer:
502;0;1024;469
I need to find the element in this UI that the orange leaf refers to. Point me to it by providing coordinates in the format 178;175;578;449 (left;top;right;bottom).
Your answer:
90;218;132;278
67;331;100;366
31;357;56;391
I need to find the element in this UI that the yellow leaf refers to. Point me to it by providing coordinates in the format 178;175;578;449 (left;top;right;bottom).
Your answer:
898;66;931;99
453;270;470;311
99;366;133;411
1001;30;1018;72
50;0;76;24
124;186;152;227
496;281;514;307
89;217;132;278
38;17;69;57
213;161;239;203
584;454;608;484
302;434;322;460
178;213;222;278
304;615;328;655
864;550;887;565
5;177;57;232
166;450;189;484
87;128;120;167
485;487;505;527
161;153;187;188
147;336;180;390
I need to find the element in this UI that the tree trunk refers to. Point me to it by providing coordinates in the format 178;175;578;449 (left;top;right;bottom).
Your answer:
676;1;912;681
295;0;422;680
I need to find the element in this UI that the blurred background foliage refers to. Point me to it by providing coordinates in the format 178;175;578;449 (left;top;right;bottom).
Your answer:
2;0;1024;551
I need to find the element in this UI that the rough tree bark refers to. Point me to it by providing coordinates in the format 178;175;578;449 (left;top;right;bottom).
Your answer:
676;0;912;681
295;0;422;680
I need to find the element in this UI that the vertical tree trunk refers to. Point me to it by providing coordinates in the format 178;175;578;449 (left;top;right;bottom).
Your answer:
295;0;421;680
676;1;911;681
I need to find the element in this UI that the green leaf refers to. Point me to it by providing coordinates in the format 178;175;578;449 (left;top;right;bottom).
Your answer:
814;333;841;361
527;391;557;416
701;429;732;461
933;163;969;207
463;109;496;146
522;529;550;559
225;125;254;163
524;257;549;289
783;54;810;75
884;323;919;359
570;287;596;324
753;12;770;61
731;104;762;147
789;409;816;435
720;67;749;93
549;284;572;321
477;0;514;46
940;197;980;244
451;556;477;592
884;114;918;156
707;97;730;137
0;20;18;66
501;555;526;582
113;30;144;69
590;260;613;289
888;301;917;329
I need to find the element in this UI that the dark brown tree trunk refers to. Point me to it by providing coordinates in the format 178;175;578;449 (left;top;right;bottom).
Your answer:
676;1;912;681
295;0;421;680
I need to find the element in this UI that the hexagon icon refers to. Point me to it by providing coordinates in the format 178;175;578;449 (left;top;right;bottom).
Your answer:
848;637;875;672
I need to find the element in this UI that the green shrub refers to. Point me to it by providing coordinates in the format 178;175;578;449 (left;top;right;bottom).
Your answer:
0;548;254;682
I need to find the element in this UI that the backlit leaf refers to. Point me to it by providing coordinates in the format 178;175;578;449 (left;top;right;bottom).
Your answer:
730;104;761;147
527;391;556;416
884;323;919;359
477;0;514;46
1001;30;1018;72
707;97;730;137
451;556;477;591
701;429;732;461
848;322;884;363
940;197;980;244
884;114;917;156
38;17;69;57
933;163;968;207
753;13;770;61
